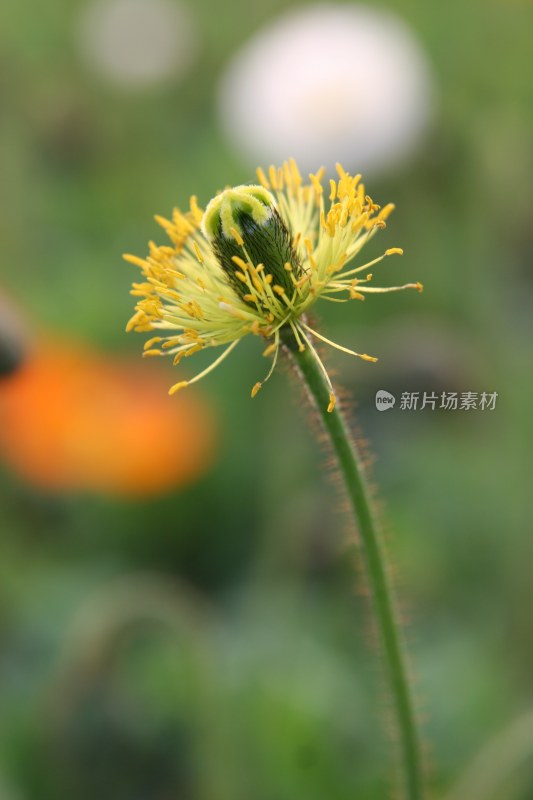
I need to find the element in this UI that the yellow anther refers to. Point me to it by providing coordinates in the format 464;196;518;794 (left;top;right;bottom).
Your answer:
283;161;292;188
385;247;404;256
169;381;188;395
193;241;204;263
144;336;162;350
185;344;203;357
154;214;174;233
256;167;270;189
142;349;163;357
378;203;395;221
289;158;302;188
161;337;182;349
231;255;248;270
273;285;285;296
123;253;148;268
251;382;262;398
268;165;278;189
327;394;336;413
229;226;244;246
189;195;203;224
309;172;323;195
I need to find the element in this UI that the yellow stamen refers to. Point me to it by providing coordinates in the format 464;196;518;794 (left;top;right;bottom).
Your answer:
256;167;270;189
377;203;395;221
125;160;421;403
193;241;204;263
289;320;306;352
189;196;203;224
123;253;148;269
231;255;248;270
169;380;188;395
297;325;336;399
356;282;422;294
254;329;280;391
289;158;302;188
229;226;244;246
144;336;162;349
169;339;240;394
300;321;378;363
309;172;323;196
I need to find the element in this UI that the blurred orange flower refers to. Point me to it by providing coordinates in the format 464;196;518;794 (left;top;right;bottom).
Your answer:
0;340;217;496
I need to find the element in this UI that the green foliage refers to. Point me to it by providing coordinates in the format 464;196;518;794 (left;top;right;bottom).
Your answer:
0;0;532;796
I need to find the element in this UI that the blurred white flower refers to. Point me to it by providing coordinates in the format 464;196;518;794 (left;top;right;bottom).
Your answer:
76;0;198;89
217;4;435;175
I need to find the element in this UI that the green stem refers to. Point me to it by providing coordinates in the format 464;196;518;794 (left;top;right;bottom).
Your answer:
284;335;424;800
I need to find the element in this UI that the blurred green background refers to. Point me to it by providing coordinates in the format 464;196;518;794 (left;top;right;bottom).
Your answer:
0;0;532;797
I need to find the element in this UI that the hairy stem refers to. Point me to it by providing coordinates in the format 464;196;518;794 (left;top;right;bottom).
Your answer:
284;334;424;800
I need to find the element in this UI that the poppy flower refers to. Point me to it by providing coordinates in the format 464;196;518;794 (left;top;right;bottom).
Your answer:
125;160;421;411
0;340;216;496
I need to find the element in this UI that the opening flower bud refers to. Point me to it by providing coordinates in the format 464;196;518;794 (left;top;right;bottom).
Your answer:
202;185;300;298
126;159;420;405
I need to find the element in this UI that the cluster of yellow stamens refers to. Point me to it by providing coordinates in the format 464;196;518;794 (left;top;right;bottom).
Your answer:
124;160;422;411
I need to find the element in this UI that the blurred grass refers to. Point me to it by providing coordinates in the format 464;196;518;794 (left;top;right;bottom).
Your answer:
0;0;532;797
